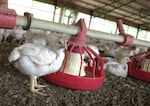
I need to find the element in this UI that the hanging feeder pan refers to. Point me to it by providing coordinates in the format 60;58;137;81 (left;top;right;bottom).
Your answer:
128;52;150;82
44;66;104;90
44;18;105;90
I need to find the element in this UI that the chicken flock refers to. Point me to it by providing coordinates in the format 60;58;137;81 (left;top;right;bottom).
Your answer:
0;27;148;95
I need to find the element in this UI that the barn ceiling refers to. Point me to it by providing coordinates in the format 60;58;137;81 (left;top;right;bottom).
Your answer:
36;0;150;31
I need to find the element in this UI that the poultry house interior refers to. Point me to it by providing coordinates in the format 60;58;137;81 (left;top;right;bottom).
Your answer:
0;0;150;106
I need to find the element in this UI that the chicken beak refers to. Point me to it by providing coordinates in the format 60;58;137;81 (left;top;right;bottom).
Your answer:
58;39;68;49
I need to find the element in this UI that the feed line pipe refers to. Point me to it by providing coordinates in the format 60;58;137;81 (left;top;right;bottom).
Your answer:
4;14;150;47
16;16;150;47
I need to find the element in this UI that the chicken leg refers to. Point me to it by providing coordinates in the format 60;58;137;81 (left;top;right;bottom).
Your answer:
34;76;48;88
30;76;47;96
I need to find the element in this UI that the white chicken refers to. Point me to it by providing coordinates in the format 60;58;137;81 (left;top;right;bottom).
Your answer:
0;28;13;42
104;57;131;78
3;29;13;42
46;32;71;50
25;31;47;46
12;27;27;44
25;31;70;49
103;42;118;57
8;43;65;95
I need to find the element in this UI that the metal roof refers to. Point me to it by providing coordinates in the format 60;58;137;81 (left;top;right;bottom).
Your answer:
36;0;150;31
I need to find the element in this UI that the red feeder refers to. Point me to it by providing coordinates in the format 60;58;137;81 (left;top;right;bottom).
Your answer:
44;18;105;90
116;19;134;46
128;49;150;82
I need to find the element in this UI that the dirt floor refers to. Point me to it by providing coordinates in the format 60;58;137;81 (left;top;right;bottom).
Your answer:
0;42;150;106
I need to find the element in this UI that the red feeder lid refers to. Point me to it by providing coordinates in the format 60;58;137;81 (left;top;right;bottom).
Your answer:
67;18;87;54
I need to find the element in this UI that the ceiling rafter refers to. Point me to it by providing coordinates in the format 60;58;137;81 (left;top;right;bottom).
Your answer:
105;0;136;14
92;0;136;18
35;0;150;31
77;0;105;7
123;8;150;23
67;0;150;30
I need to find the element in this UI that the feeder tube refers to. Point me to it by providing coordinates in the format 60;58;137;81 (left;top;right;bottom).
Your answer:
13;15;150;48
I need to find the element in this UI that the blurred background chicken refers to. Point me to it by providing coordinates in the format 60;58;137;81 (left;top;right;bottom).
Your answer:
104;56;131;77
0;28;13;43
12;27;27;44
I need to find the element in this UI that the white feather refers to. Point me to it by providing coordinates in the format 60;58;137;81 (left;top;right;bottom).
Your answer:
9;43;65;77
104;57;130;77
